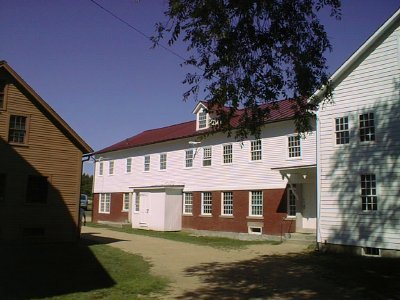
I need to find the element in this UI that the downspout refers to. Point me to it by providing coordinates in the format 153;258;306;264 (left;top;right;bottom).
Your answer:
316;112;321;251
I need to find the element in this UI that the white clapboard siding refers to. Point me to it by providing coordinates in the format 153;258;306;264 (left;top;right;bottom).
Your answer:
318;23;400;250
93;119;316;193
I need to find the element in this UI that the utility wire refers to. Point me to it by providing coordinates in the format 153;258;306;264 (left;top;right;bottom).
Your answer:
88;0;189;62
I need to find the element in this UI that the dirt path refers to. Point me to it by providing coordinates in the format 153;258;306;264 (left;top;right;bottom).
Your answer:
81;226;309;299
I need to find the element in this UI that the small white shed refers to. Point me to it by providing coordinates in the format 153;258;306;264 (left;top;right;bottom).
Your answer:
131;185;184;231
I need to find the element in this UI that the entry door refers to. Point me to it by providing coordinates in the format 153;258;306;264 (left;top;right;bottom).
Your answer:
139;193;150;227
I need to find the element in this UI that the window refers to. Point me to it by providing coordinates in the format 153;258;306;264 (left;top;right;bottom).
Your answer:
160;153;167;170
26;175;48;203
198;111;207;129
201;192;212;215
185;149;194;168
99;193;111;213
248;226;262;235
223;144;233;164
361;174;377;211
222;192;233;215
251;140;262;161
0;80;6;109
288;135;301;158
134;193;140;212
122;193;130;211
109;161;114;175
203;147;212;166
99;162;104;175
287;186;296;217
183;193;193;214
360;113;375;142
144;155;150;171
126;158;132;173
0;174;6;202
363;247;380;257
9;115;28;144
335;116;349;144
250;191;263;216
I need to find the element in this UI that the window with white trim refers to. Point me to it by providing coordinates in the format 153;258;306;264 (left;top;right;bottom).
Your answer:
361;174;377;211
160;153;167;170
99;162;104;175
203;147;212;166
335;116;349;144
360;112;375;142
250;140;262;161
201;192;212;215
99;193;111;213
185;149;194;168
9;115;28;144
287;186;296;217
222;192;233;215
134;193;140;212
250;191;263;216
144;155;150;171
126;158;132;173
223;144;233;164
122;193;130;211
109;161;114;175
198;111;207;129
288;135;301;158
183;192;193;214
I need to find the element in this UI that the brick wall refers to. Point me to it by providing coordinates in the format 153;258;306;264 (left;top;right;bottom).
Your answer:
92;193;129;223
182;188;295;235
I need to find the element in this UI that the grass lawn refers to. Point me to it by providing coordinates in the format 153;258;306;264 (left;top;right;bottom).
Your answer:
0;240;168;300
87;222;280;249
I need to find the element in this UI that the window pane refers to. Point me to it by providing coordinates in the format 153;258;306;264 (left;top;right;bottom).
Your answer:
26;175;48;203
222;192;233;215
361;174;377;211
251;140;262;161
9;115;27;144
360;113;375;142
199;111;207;129
202;192;212;214
144;156;150;171
223;144;233;164
288;136;301;157
185;149;193;168
160;153;167;170
126;158;132;173
250;191;263;216
183;192;193;214
203;147;212;166
335;116;350;144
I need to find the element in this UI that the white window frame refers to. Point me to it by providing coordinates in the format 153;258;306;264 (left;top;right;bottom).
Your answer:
335;116;350;145
122;193;130;211
126;158;132;173
144;155;150;172
287;135;301;158
99;193;111;214
183;192;193;215
134;193;140;213
201;192;212;215
250;140;262;161
109;161;114;175
248;226;262;235
223;144;233;164
221;192;233;216
185;149;194;168
361;174;377;211
203;147;212;166
198;110;208;129
249;191;263;217
160;153;167;170
99;162;104;176
359;112;375;142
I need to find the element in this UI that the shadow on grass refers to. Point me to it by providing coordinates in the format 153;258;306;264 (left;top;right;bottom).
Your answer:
81;231;128;245
179;251;400;299
0;241;115;300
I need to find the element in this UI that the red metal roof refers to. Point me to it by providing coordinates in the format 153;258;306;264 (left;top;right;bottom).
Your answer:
96;99;297;154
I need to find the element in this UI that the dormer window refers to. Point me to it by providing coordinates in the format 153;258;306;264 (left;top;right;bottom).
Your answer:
198;111;207;129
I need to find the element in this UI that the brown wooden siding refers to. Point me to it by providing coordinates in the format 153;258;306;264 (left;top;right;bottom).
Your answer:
0;78;83;243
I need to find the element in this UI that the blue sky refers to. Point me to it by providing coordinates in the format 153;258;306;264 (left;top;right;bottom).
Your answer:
1;1;399;174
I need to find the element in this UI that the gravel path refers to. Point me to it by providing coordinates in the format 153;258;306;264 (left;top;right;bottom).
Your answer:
81;226;309;299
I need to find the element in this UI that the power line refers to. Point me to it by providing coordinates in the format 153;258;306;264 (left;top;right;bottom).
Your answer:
88;0;189;62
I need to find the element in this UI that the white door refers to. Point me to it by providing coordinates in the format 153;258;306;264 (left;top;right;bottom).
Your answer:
138;192;150;227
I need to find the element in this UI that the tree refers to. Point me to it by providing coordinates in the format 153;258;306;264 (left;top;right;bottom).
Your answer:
153;0;341;139
81;173;93;197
